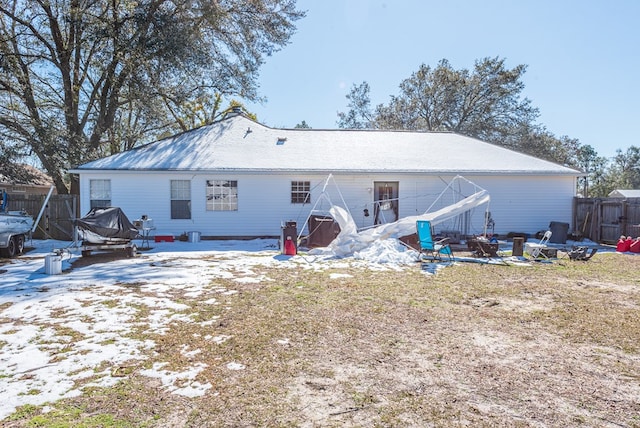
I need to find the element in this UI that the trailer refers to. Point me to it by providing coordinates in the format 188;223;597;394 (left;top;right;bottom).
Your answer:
0;231;27;258
77;241;138;258
0;186;54;258
73;207;140;258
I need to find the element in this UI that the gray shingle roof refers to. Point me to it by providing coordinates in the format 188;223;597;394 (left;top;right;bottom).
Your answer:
73;114;580;175
0;164;54;186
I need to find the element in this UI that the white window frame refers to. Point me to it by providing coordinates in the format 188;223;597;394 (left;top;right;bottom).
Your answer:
90;179;111;208
291;181;311;204
170;180;191;219
206;180;238;211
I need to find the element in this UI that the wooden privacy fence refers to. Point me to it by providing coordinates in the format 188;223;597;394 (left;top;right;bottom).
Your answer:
574;197;640;244
6;193;79;241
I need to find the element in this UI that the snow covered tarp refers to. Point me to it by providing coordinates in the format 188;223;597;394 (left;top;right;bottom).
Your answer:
310;176;490;258
74;207;139;244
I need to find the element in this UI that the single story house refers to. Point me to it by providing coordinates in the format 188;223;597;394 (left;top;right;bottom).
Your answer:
608;189;640;198
70;111;581;240
0;164;56;196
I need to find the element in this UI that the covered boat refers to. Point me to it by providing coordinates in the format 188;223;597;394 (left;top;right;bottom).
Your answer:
74;207;139;244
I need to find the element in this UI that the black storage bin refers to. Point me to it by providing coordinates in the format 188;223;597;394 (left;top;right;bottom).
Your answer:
549;221;569;244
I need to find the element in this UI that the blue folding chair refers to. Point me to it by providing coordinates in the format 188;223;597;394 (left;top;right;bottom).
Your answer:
416;220;453;262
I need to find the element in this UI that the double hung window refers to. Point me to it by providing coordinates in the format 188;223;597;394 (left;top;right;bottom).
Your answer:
171;180;191;219
90;179;111;208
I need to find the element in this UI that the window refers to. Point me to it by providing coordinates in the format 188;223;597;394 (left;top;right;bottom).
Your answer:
90;179;111;208
171;180;191;219
291;181;311;204
206;180;238;211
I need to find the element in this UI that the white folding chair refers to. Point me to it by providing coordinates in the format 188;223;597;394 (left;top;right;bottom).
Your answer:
525;230;552;258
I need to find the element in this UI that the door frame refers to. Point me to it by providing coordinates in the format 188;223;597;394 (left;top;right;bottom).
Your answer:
373;181;399;224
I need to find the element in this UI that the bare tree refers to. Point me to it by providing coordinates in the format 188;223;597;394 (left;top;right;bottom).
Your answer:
0;0;304;193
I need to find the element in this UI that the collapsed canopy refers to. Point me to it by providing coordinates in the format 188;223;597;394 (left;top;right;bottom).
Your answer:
310;175;491;258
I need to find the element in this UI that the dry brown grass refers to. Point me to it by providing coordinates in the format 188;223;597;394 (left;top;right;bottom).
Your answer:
3;250;640;427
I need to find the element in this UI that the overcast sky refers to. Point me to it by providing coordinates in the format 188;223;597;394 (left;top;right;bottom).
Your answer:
245;0;640;159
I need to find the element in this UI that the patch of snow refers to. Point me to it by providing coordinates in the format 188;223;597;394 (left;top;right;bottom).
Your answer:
212;335;232;345
226;362;246;371
353;239;418;266
180;345;202;358
139;362;211;397
198;316;221;327
329;273;353;279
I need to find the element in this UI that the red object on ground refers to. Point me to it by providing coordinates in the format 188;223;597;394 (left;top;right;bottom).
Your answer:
284;237;296;255
617;237;632;252
154;235;174;243
630;239;640;253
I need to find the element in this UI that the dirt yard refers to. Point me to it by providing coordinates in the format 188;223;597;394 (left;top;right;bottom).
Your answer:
2;248;640;427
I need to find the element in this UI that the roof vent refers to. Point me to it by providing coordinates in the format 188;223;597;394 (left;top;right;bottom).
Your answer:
276;137;286;145
223;105;244;120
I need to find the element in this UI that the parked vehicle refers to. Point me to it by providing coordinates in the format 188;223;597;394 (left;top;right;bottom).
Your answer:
1;187;54;258
0;210;32;257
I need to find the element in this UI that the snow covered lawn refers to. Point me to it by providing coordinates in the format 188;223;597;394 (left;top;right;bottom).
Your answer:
0;238;417;422
1;239;639;427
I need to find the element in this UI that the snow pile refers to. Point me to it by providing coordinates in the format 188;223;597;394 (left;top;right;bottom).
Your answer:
352;239;418;265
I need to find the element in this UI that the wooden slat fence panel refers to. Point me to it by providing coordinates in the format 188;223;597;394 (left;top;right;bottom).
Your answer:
574;197;640;244
600;201;623;244
5;194;78;240
573;198;597;241
623;201;640;239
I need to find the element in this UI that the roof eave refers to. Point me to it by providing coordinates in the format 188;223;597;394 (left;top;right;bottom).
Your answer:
69;167;581;176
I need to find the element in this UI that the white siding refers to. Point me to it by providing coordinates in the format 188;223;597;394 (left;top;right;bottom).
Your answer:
465;175;575;234
78;172;576;238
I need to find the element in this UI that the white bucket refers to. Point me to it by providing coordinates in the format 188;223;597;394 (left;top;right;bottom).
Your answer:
187;231;201;243
44;254;62;275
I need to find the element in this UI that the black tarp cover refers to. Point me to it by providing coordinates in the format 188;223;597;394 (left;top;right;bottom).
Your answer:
74;207;139;240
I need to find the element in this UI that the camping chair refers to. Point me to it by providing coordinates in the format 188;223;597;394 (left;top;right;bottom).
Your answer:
524;230;552;259
474;240;501;258
567;246;598;261
416;220;453;262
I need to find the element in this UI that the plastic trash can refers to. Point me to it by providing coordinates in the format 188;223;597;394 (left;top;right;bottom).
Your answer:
44;253;62;275
512;237;524;256
549;221;569;244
